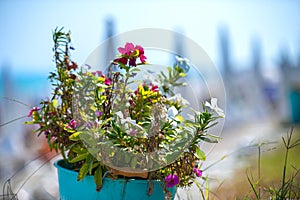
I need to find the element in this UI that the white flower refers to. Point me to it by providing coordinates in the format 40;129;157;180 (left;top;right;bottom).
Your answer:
115;111;144;130
167;106;178;120
205;98;225;117
167;106;179;128
168;93;190;107
115;110;136;124
115;111;125;121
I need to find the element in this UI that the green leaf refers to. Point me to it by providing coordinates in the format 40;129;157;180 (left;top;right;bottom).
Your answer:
86;154;94;174
201;137;219;143
194;179;206;200
205;175;209;199
247;172;260;199
195;147;206;161
52;99;58;108
69;131;81;141
24;121;36;125
94;166;103;191
32;112;41;121
72;145;88;154
78;162;89;181
199;134;220;143
129;67;141;72
54;142;58;152
69;152;89;163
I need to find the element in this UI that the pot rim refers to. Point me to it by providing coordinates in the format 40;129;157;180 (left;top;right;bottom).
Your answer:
54;159;163;184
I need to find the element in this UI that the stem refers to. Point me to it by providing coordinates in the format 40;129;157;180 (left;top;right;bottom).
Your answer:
258;144;261;199
281;130;292;195
121;71;130;100
118;69;131;114
281;142;289;196
280;128;294;198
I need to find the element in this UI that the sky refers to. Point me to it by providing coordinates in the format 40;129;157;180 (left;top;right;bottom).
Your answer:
0;0;299;75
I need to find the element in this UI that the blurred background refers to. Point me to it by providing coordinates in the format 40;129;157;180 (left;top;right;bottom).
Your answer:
0;0;299;199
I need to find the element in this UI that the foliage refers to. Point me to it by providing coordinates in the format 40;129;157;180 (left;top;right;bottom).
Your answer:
26;28;224;195
245;128;300;200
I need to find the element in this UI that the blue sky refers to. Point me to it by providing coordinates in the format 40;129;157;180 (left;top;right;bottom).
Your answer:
0;0;299;74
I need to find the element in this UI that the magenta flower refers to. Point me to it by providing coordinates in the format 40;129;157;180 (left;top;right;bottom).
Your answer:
104;78;112;85
165;174;179;188
114;43;147;66
193;168;203;177
135;45;147;63
139;54;147;63
67;119;76;129
135;45;144;54
118;42;135;55
92;70;103;77
28;107;40;117
149;84;159;92
114;57;128;65
129;57;137;66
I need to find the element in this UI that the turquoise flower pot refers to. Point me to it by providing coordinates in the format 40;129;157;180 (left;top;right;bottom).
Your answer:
289;88;300;123
54;160;176;200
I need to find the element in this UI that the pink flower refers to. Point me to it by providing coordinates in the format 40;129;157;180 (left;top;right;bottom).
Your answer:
118;42;134;55
139;54;147;63
104;78;112;85
135;45;144;54
193;168;202;177
67;119;76;129
92;71;103;77
114;43;147;66
135;45;147;63
165;174;179;188
149;84;159;92
28;107;40;117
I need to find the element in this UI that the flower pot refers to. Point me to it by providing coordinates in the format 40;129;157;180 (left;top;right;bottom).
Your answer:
54;160;176;200
289;87;300;123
